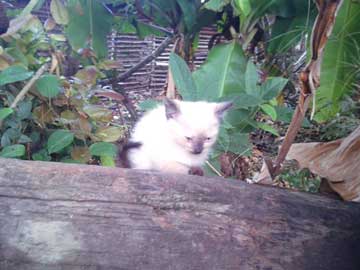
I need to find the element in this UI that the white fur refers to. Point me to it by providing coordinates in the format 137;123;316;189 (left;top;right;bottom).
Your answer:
128;100;225;174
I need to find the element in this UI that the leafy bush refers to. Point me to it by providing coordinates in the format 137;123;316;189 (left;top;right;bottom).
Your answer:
167;42;288;174
277;168;321;193
0;7;124;166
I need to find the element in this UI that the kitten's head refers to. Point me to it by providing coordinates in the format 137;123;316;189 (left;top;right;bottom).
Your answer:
164;98;232;156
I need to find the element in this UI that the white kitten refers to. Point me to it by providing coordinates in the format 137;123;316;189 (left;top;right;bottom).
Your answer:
125;98;232;175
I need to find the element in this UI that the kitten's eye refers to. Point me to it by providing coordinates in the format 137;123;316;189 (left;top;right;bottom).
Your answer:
185;136;192;141
206;137;211;141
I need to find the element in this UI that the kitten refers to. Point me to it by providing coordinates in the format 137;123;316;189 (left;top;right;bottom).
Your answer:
123;98;232;175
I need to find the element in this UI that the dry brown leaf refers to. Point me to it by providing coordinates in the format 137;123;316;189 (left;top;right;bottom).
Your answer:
287;126;360;201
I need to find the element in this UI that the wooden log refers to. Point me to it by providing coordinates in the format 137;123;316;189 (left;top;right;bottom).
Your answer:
0;158;359;270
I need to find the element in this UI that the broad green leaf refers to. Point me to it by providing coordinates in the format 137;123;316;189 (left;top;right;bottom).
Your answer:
260;104;277;120
17;100;32;120
18;134;32;144
0;66;33;86
236;0;251;16
32;149;51;161
90;142;117;157
47;130;74;154
35;74;60;98
0;144;25;158
170;53;197;101
257;122;279;136
50;0;69;25
228;132;251;155
314;1;360;122
95;126;125;142
114;16;137;34
83;105;113;122
233;93;263;108
1;128;21;147
65;0;113;58
176;0;197;30
204;0;230;11
0;108;13;120
260;77;288;101
100;155;115;167
245;61;258;93
267;0;316;53
193;41;247;101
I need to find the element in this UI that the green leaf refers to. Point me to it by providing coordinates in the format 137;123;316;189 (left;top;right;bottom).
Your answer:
94;126;125;142
35;74;60;98
314;1;360;122
233;93;263;108
0;144;25;158
32;149;51;161
83;105;113;122
257;122;279;136
275;106;293;123
0;66;33;86
204;0;230;11
260;104;277;120
245;61;258;93
50;0;69;25
17;100;32;120
65;0;113;59
114;16;137;34
170;53;197;101
47;130;74;154
90;142;117;157
260;77;288;101
236;0;251;16
0;108;13;121
267;0;316;53
193;41;247;101
100;155;116;167
228;132;251;155
176;0;197;30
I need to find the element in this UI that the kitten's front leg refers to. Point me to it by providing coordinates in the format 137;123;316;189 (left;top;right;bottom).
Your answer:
188;166;204;176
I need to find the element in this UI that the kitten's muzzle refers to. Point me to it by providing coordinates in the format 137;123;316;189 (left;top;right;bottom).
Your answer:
191;142;203;155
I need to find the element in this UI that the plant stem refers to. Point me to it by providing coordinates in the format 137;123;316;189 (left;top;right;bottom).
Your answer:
10;63;48;109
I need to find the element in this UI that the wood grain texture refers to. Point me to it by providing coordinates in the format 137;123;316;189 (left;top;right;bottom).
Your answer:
0;158;359;270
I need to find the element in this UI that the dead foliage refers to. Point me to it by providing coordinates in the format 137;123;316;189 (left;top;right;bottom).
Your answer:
287;125;360;201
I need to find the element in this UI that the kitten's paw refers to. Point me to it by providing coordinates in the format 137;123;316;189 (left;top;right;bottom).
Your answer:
188;166;204;176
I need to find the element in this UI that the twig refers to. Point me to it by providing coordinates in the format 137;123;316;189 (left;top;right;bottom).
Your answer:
116;35;177;82
10;63;48;109
205;161;223;177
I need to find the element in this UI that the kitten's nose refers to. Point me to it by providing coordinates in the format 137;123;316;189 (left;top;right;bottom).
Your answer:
192;143;203;155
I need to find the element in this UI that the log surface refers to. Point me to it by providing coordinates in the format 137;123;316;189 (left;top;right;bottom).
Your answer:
0;158;359;270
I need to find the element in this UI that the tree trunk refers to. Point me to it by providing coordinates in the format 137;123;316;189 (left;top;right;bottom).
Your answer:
0;158;359;270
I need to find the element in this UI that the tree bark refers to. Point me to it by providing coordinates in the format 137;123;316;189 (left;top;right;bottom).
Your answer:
0;158;359;270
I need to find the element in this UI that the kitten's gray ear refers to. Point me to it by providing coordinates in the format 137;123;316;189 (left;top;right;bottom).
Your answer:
215;101;233;119
164;98;180;119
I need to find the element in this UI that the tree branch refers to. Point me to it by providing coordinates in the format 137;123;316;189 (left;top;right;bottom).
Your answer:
116;35;177;82
272;0;344;174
